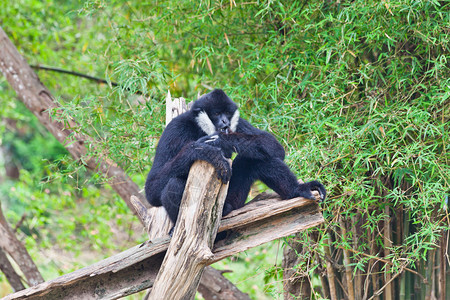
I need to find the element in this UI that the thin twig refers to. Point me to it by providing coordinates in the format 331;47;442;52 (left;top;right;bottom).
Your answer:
13;213;26;233
368;267;404;300
31;64;118;86
31;64;146;96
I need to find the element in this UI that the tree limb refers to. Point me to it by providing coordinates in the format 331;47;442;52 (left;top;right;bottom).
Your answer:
30;65;118;87
149;161;229;299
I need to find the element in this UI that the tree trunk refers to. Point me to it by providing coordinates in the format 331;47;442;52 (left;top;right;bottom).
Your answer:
197;267;252;300
149;160;229;299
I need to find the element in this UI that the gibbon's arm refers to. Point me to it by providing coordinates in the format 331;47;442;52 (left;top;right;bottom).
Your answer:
146;140;231;206
202;118;285;161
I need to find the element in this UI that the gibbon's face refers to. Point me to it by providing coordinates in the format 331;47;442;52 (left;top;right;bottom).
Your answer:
208;108;239;134
193;89;240;135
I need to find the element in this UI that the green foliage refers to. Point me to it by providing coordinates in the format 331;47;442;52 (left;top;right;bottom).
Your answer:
0;0;449;297
212;243;284;299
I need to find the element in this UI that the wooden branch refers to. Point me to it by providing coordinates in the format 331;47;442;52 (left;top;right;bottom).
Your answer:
2;195;323;299
30;65;118;87
165;91;189;128
0;27;150;223
197;267;251;300
149;160;229;299
0;205;44;287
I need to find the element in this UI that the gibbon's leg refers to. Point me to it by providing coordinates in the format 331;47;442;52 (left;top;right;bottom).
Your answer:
223;158;258;214
160;177;187;224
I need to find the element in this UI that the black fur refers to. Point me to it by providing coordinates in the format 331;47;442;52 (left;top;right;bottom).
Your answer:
145;89;326;225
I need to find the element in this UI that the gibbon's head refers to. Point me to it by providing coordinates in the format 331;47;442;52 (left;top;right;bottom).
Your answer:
192;89;239;135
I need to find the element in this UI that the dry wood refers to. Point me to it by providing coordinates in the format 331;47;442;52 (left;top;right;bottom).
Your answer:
149;160;229;299
197;267;251;300
2;194;323;299
0;27;149;223
0;205;44;287
165;91;189;127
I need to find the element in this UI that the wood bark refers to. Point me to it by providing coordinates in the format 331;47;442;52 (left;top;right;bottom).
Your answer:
2;194;323;299
0;204;44;287
197;267;251;300
0;27;149;222
149;160;229;299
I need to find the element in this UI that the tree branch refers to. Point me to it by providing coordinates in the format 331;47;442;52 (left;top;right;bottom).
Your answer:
30;65;118;86
30;64;146;96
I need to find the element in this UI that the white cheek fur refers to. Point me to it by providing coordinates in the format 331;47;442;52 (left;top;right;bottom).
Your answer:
196;111;216;135
196;109;240;135
230;110;239;132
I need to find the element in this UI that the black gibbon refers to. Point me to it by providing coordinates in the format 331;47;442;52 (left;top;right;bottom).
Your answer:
145;89;326;225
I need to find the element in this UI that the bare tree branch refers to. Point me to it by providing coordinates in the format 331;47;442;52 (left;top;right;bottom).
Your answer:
30;65;118;87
